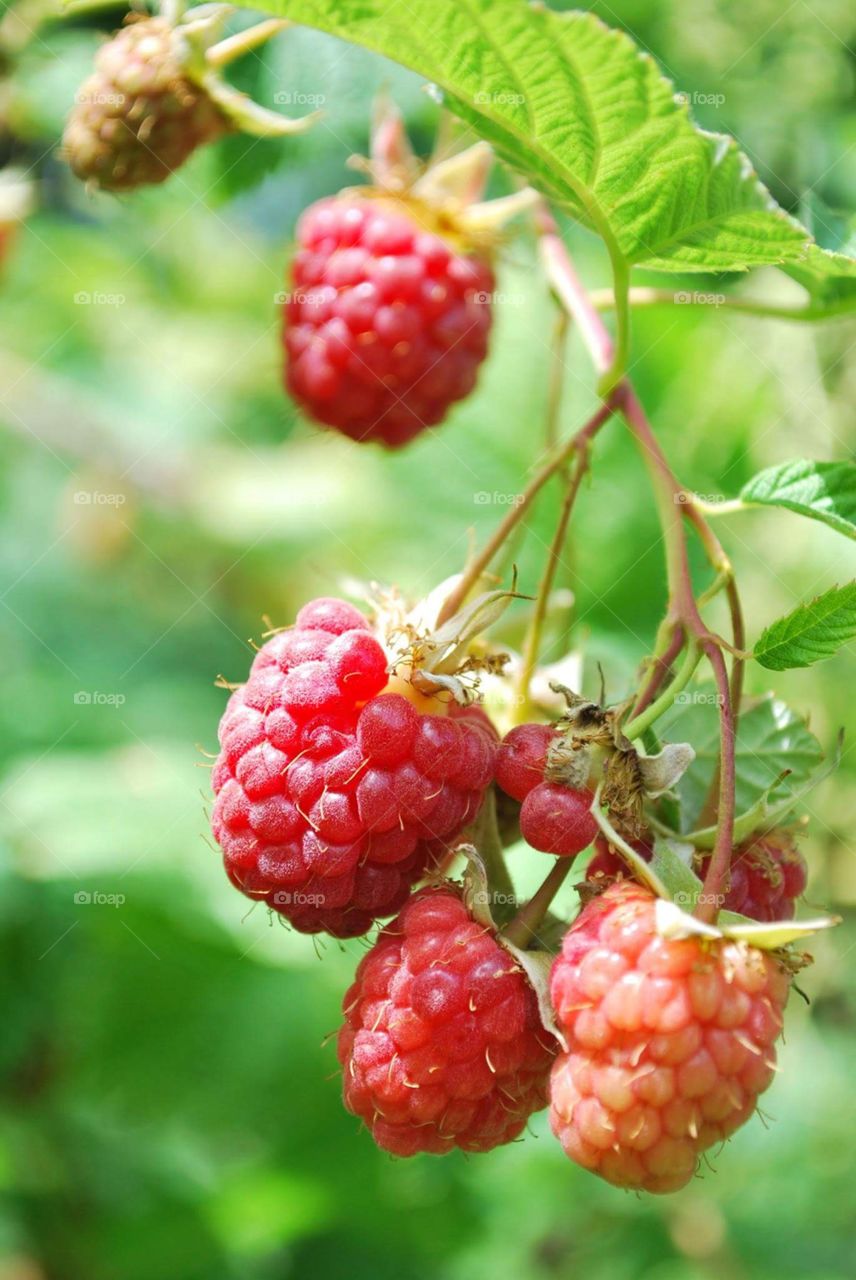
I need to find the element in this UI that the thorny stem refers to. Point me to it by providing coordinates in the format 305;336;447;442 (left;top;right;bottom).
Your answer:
537;208;741;922
436;401;615;626
502;858;573;949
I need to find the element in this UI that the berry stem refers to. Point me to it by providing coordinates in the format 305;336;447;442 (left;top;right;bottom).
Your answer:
469;788;516;914
502;858;573;950
627;620;685;723
436;401;615;625
623;640;701;741
590;284;856;324
515;436;593;715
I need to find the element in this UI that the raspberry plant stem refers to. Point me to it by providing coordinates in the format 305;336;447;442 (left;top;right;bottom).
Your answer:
502;857;574;950
436;401;615;625
590;285;856;323
515;434;594;715
622;641;701;741
535;207;740;924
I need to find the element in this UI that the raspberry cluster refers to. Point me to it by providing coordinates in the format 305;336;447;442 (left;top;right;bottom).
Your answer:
283;195;495;446
549;881;790;1192
338;885;558;1154
495;722;598;858
210;597;497;936
63;17;229;192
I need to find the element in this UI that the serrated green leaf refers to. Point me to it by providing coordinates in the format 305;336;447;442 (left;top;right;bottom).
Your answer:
740;460;856;541
236;0;809;274
781;196;856;313
661;693;824;832
755;582;856;672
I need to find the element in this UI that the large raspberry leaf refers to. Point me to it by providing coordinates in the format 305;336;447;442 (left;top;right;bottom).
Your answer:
233;0;821;283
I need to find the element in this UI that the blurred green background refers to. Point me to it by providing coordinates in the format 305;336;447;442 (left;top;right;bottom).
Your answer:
1;1;855;1277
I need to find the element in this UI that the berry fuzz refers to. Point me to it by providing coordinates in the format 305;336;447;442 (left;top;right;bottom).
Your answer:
210;598;497;937
338;885;558;1154
63;17;229;192
699;829;808;922
283;194;494;446
549;881;790;1192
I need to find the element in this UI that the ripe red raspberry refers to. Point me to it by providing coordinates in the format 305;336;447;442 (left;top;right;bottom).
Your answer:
63;17;230;192
520;782;598;858
494;722;552;801
549;881;789;1193
283;194;494;446
338;885;557;1154
210;598;498;937
699;829;807;922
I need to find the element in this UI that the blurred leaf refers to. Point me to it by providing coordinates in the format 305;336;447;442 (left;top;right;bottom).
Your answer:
661;692;824;831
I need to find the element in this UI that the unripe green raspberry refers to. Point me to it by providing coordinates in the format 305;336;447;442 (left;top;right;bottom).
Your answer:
63;17;230;192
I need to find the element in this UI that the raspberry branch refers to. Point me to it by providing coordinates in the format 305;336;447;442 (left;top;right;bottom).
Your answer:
436;400;615;625
535;202;743;925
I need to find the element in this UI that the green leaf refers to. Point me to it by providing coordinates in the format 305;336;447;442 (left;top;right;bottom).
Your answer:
660;693;824;832
239;0;809;273
740;460;856;540
755;582;856;671
781;195;856;313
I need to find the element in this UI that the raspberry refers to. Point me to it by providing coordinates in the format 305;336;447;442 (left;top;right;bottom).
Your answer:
210;598;498;937
63;17;229;191
283;194;495;446
699;829;808;922
494;723;552;801
520;783;598;858
338;885;557;1154
549;881;789;1193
